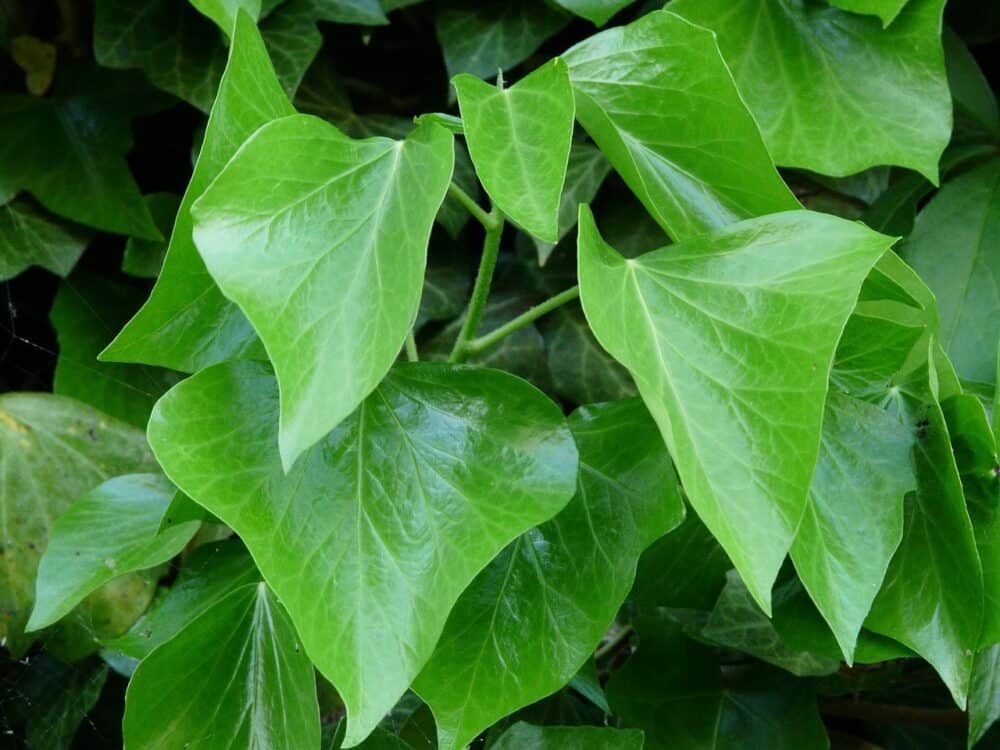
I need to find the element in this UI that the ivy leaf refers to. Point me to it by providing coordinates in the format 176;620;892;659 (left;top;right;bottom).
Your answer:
189;0;262;32
0;197;91;282
578;207;892;612
101;11;292;373
944;29;1000;142
50;273;181;427
491;722;644;749
147;361;578;744
551;0;635;26
414;398;684;750
105;539;260;659
454;58;574;243
670;0;950;181
901;159;1000;389
970;644;1000;749
435;0;570;80
790;391;916;663
26;474;199;633
827;0;910;26
0;87;159;238
123;583;321;750
122;192;180;278
0;394;156;656
563;10;799;242
192;116;454;468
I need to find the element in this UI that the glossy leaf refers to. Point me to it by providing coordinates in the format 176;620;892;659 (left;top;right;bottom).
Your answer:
563;10;799;241
551;0;635;26
790;391;916;662
578;207;892;611
122;192;180;278
671;0;950;180
454;58;574;242
123;582;321;750
27;473;199;632
101;11;292;373
415;398;683;750
491;722;644;749
0;197;90;282
901;159;1000;388
827;0;910;25
0;394;156;655
147;361;578;744
189;0;261;31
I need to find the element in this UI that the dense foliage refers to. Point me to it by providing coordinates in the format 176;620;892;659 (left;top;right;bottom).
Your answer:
1;0;999;748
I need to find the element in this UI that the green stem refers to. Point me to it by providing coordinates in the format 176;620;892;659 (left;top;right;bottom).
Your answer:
405;331;419;362
464;286;580;356
449;209;504;362
448;182;499;230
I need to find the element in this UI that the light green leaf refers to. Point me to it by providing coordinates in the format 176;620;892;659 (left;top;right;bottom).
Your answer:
454;58;574;243
190;0;261;31
866;356;983;708
0;88;159;238
492;722;644;749
901;159;1000;388
192;116;454;468
551;0;635;26
790;391;916;662
415;398;683;750
157;491;209;533
50;273;181;428
0;197;90;282
123;582;321;750
671;0;950;181
563;10;799;242
827;0;910;26
26;474;199;632
105;538;259;659
578;207;892;612
101;12;292;373
122;192;181;279
970;644;1000;748
0;393;156;656
435;0;570;80
147;361;578;744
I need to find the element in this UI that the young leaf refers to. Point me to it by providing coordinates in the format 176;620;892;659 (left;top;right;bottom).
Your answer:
414;398;684;750
670;0;950;181
123;583;321;750
563;10;799;242
454;58;574;243
491;722;644;749
0;197;90;282
101;11;293;373
577;207;893;612
191;116;454;468
26;473;199;632
901;159;1000;389
790;391;916;662
147;361;578;745
0;394;157;656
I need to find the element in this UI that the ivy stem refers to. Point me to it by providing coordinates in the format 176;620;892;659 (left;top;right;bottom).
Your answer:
448;182;500;231
405;331;419;362
449;207;505;362
464;286;580;356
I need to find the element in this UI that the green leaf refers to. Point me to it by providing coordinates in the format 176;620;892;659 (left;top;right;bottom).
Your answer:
790;391;916;662
105;539;259;659
50;273;181;427
866;356;983;708
0;88;159;238
191;116;454;468
147;361;578;744
414;398;683;750
26;473;199;632
970;644;1000;748
0;197;90;282
551;0;635;26
122;192;180;279
563;10;799;242
435;0;569;80
671;0;950;181
827;0;910;26
944;29;1000;142
157;491;209;533
901;159;1000;388
101;11;293;373
189;0;262;32
454;58;574;243
0;394;156;656
123;582;321;750
578;207;892;612
491;722;644;749
606;615;829;750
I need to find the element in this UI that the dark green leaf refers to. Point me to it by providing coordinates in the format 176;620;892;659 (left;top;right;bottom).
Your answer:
491;722;644;749
121;192;181;279
0;197;90;282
